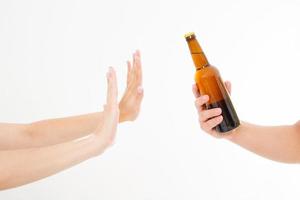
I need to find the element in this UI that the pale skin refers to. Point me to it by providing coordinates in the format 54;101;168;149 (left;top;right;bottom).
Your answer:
0;51;143;190
193;81;300;163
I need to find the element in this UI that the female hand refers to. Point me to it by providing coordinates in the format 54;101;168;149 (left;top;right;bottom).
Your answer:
94;67;119;154
119;50;144;122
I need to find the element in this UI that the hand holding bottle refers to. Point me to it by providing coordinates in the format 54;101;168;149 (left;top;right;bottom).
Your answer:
185;32;240;133
193;81;234;138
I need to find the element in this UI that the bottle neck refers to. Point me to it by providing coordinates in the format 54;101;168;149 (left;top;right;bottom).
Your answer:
186;37;210;70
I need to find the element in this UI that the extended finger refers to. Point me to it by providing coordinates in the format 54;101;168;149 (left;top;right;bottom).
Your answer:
134;50;143;86
106;67;118;107
126;61;132;85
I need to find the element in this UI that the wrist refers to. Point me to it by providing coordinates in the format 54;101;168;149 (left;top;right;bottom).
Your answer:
119;112;128;123
225;121;244;142
118;104;126;122
119;108;132;123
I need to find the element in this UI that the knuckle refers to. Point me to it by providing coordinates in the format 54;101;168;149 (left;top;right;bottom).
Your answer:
201;110;209;120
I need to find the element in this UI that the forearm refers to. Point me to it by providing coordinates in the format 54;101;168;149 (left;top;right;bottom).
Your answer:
0;112;103;150
26;109;128;148
228;121;300;163
0;135;101;190
0;109;128;150
27;112;104;148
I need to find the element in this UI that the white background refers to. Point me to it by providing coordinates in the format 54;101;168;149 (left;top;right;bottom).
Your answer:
0;0;300;199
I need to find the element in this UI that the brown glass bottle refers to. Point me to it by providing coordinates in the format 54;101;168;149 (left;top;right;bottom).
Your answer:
185;32;240;133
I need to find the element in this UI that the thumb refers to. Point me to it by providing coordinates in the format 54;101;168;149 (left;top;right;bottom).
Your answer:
224;81;232;94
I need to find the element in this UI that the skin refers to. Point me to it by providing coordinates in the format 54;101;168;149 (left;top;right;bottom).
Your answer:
0;51;143;190
0;51;143;150
193;81;300;163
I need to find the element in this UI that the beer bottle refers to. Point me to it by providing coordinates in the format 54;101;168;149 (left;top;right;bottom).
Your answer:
185;32;240;133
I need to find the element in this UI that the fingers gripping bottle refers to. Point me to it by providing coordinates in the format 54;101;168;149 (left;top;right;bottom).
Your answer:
185;32;240;133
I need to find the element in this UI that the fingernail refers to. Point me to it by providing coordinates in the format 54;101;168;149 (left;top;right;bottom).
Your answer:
216;108;222;114
106;67;112;79
218;115;223;121
137;86;143;94
136;50;140;56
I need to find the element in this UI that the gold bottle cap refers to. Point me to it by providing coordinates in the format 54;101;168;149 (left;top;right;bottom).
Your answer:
184;32;196;40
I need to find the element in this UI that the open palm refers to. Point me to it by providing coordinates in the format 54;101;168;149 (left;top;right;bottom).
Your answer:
119;50;144;122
